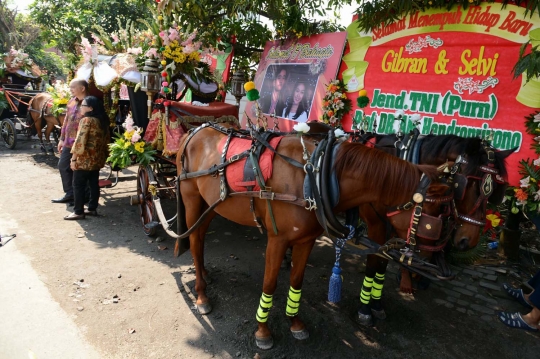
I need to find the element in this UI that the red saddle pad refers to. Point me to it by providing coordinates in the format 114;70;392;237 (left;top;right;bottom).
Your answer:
218;136;283;192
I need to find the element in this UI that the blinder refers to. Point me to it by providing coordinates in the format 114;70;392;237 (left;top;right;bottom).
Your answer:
417;214;443;240
489;177;507;205
453;173;468;201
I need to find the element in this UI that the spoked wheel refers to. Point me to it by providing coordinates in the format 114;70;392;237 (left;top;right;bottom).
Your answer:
136;165;158;236
0;119;17;149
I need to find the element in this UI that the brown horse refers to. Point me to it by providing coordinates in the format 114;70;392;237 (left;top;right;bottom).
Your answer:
175;125;450;349
27;93;65;153
355;134;514;326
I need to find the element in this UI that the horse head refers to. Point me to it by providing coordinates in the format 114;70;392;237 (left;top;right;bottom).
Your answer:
450;139;515;250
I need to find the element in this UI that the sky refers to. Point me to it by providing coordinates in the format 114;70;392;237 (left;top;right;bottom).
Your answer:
9;0;33;13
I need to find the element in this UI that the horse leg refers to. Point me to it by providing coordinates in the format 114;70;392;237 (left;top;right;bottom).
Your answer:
43;126;55;154
358;254;378;326
185;195;214;315
255;236;289;350
287;240;315;340
370;257;389;320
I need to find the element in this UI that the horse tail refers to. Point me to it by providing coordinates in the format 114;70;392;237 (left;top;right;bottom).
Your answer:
26;97;38;136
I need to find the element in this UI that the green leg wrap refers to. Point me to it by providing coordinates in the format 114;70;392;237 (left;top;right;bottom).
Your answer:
256;292;273;323
360;275;374;305
286;287;302;317
371;272;385;301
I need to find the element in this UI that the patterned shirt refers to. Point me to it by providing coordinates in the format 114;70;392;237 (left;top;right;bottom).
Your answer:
71;117;109;171
60;97;85;148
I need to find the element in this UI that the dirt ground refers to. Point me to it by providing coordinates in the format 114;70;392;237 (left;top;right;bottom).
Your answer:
1;138;540;359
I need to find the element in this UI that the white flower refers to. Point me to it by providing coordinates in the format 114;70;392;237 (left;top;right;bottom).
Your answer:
534;157;540;166
395;109;405;117
520;176;531;188
534;113;540;122
534;189;540;201
517;199;528;206
293;123;310;133
335;128;346;137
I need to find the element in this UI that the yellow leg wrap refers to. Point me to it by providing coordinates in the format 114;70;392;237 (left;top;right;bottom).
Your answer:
371;272;385;301
256;293;273;323
286;287;302;317
360;276;373;305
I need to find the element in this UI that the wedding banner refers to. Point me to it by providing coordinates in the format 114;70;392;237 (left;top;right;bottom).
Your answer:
342;3;540;186
242;32;347;132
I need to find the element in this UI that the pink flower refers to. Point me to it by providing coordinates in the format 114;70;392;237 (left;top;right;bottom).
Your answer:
145;48;158;58
131;132;141;143
111;34;120;44
168;28;179;42
127;47;143;55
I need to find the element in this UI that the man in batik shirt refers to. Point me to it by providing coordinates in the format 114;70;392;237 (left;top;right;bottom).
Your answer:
51;79;89;204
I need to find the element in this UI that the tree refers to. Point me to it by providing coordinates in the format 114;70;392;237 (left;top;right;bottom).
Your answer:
30;0;153;66
156;0;354;69
0;0;41;51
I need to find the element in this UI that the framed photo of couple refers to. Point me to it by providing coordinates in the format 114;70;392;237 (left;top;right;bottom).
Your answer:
242;32;347;132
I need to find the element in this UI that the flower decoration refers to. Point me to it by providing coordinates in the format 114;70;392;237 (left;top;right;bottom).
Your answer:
47;80;70;117
510;111;540;215
482;208;504;243
3;47;34;73
321;79;352;128
244;81;260;101
356;89;370;108
293;122;310;134
107;114;156;169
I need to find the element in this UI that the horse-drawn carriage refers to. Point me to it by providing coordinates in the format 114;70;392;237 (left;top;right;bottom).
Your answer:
0;70;52;150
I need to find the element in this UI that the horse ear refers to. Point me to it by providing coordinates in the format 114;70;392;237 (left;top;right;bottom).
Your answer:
497;147;517;159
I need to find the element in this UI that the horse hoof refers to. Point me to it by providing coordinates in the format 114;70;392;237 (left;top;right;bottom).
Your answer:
255;336;274;350
357;311;373;326
291;328;309;340
371;308;386;320
197;302;212;315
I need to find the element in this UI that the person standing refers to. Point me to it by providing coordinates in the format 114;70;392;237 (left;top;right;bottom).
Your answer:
52;79;89;204
64;96;109;220
259;66;288;117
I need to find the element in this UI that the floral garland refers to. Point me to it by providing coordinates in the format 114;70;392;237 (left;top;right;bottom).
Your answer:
509;111;540;215
321;79;352;128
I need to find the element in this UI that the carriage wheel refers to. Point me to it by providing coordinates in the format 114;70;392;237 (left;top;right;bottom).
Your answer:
0;119;17;149
137;165;158;236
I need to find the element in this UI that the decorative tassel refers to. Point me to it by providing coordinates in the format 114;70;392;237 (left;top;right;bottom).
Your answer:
328;265;343;303
328;225;355;304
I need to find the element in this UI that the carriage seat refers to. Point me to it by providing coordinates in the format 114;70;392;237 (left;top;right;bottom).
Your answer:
169;101;239;119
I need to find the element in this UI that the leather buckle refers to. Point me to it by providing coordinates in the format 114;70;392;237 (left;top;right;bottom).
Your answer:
229;154;240;163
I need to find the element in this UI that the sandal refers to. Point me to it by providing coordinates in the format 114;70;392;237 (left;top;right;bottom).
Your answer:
498;311;538;332
502;283;533;309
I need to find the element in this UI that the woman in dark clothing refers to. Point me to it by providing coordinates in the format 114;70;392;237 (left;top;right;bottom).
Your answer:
64;96;109;220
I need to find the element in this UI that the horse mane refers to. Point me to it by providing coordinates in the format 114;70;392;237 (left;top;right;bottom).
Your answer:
421;135;509;178
334;142;424;205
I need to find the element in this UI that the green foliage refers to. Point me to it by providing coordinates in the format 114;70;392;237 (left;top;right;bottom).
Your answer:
30;0;152;67
0;90;8;112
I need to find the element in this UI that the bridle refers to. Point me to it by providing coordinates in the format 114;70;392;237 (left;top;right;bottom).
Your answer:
447;143;507;230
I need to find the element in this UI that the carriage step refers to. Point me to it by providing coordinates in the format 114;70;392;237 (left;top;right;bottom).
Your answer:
99;180;113;188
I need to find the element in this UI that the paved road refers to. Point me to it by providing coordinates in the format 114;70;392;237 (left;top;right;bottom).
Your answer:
0;229;100;359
